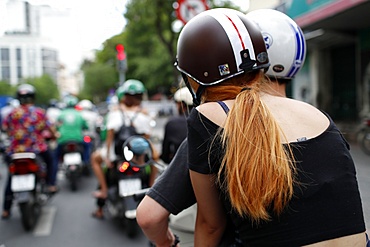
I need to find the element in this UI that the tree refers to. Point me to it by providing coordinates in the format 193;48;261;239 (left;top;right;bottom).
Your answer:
25;74;59;106
0;81;17;97
82;0;240;99
80;62;118;103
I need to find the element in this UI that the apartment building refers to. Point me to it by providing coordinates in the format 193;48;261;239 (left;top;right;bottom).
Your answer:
0;0;58;86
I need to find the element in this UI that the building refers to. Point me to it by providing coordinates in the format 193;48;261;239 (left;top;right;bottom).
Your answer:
0;0;59;86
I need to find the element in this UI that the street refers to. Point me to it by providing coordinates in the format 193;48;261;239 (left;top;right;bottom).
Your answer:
0;115;369;246
0;115;170;247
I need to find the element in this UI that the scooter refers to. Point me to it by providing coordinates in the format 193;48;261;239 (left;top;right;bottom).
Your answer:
105;136;166;238
61;141;84;191
9;152;50;231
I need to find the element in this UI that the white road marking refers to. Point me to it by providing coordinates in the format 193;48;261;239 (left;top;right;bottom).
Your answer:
33;206;57;236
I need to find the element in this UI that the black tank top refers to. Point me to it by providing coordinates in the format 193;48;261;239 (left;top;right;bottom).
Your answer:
187;107;365;246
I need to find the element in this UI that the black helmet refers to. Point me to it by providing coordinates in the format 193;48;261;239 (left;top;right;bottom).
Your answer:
176;8;269;86
17;84;35;104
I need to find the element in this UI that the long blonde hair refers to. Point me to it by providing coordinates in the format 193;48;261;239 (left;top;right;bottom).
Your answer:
190;71;296;223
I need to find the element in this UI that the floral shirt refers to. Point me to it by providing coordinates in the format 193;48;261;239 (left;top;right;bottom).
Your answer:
2;105;51;155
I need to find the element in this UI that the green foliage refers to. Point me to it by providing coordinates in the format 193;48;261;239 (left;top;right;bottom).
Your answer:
122;0;179;95
25;74;59;106
81;0;241;100
80;62;118;103
0;81;17;97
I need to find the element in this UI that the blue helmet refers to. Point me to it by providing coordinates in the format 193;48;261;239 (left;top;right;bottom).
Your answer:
129;137;150;155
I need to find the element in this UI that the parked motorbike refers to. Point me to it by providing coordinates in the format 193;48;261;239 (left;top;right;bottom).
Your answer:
360;117;370;155
61;141;84;191
105;135;165;238
8;152;50;231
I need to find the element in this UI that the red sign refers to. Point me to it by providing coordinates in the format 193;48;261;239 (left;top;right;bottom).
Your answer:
175;0;209;24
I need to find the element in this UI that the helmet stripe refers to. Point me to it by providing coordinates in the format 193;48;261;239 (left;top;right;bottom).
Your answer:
208;10;255;72
287;22;305;78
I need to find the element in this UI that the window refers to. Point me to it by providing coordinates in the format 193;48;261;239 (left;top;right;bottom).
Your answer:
2;66;10;81
16;48;22;61
1;48;10;61
17;66;22;79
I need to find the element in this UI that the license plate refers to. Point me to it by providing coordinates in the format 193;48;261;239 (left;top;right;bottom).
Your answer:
118;179;142;197
64;153;82;165
11;174;35;192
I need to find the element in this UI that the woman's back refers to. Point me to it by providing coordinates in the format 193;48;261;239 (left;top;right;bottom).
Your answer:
196;96;366;246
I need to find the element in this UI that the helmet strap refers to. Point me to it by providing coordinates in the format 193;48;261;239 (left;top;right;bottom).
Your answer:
181;73;204;107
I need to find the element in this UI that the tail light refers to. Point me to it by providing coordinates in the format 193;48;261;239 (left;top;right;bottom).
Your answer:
66;143;79;152
118;161;140;174
9;159;39;175
83;136;91;143
364;119;370;126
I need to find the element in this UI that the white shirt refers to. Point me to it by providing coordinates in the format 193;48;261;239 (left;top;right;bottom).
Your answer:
101;107;153;161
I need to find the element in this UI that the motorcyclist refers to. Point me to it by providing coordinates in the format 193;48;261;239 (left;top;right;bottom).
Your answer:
137;9;308;247
160;86;193;164
54;95;88;169
76;99;99;166
91;79;156;219
125;136;151;167
1;84;58;219
46;98;61;125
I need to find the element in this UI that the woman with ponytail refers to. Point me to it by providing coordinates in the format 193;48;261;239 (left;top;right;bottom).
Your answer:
177;8;366;246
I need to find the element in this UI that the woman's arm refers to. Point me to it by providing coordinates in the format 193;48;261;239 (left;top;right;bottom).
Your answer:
190;170;226;247
137;196;177;247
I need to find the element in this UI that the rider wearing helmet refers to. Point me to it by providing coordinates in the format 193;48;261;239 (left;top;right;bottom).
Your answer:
90;79;156;219
46;98;61;125
246;8;306;85
176;8;269;106
55;95;88;168
138;8;366;247
128;137;150;155
77;99;99;166
160;86;193;164
2;84;58;219
124;136;152;167
185;8;365;246
116;79;146;107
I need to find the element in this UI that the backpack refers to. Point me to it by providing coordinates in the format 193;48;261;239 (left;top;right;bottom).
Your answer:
114;110;139;156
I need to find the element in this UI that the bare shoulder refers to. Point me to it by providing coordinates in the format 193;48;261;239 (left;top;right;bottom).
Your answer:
264;96;330;142
196;100;234;127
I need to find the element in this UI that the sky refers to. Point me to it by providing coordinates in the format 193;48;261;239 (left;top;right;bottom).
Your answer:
36;0;129;73
1;0;249;74
47;0;251;73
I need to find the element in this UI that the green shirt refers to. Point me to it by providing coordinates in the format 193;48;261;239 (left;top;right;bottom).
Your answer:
57;108;88;144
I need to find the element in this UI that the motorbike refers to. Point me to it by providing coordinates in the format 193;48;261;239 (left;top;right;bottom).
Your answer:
60;141;84;191
360;117;370;155
8;152;50;231
104;135;166;238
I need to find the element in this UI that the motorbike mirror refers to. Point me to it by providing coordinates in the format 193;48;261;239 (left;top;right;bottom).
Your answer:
122;136;153;166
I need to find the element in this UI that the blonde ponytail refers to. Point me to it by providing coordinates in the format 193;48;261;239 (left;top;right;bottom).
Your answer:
218;76;295;223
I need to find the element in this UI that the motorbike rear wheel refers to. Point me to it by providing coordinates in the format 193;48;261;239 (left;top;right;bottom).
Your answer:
69;172;78;191
126;218;138;238
361;132;370;155
19;201;40;231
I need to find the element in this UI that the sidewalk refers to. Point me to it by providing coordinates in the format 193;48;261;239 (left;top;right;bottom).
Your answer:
336;121;363;144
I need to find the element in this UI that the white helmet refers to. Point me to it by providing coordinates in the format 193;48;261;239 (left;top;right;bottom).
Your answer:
246;9;306;79
174;87;193;106
78;99;94;110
